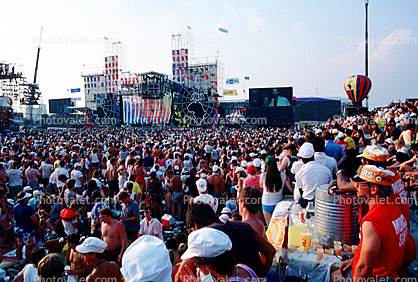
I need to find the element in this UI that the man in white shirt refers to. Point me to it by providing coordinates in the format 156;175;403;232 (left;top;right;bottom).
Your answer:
55;161;69;193
193;178;218;213
313;137;338;176
6;161;22;198
71;163;84;192
295;143;332;208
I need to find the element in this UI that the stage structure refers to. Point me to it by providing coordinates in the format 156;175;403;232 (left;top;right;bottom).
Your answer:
171;30;224;126
119;71;172;125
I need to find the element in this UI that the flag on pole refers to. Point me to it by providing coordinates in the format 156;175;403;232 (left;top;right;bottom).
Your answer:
187;26;191;30
244;76;250;80
104;37;109;40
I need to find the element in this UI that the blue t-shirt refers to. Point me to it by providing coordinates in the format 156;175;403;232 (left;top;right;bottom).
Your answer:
13;203;35;233
144;155;154;167
325;140;347;162
122;200;140;231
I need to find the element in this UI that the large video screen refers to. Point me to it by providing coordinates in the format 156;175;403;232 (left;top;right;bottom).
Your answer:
249;87;293;108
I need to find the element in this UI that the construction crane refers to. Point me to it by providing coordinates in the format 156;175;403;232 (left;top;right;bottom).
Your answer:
21;27;43;121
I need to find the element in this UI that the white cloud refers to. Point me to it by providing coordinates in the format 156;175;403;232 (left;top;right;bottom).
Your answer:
370;29;414;62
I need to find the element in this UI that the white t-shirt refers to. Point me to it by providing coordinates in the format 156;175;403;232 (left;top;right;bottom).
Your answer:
22;263;39;282
6;168;22;186
55;167;69;188
294;161;332;202
71;169;83;188
40;163;54;178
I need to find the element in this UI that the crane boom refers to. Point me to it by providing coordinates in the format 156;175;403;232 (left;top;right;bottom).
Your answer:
33;27;43;83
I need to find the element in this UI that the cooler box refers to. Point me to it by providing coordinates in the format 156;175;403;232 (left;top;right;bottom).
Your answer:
161;214;175;227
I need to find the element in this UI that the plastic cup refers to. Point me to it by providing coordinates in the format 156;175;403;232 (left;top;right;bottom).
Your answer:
325;248;334;255
334;240;341;247
87;212;92;219
312;239;319;249
299;210;307;223
335;245;342;256
301;232;312;251
351;245;357;255
343;244;352;252
317;248;324;259
64;265;71;274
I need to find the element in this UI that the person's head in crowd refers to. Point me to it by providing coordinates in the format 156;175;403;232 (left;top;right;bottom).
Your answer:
76;237;108;265
128;174;136;182
59;160;65;168
143;205;155;220
118;191;131;205
17;191;31;203
231;212;242;221
297;142;315;164
99;207;114;224
173;233;188;246
352;165;394;201
186;202;219;232
178;243;188;258
344;129;353;137
305;131;314;143
247;165;256;176
295;137;306;149
92;190;102;204
30;246;47;266
126;181;134;192
322;130;332;141
66;179;76;190
121;235;172;282
283;143;297;156
264;155;282;193
239;186;262;215
313;137;325;153
38;253;65;281
357;145;388;168
68;233;81;248
181;228;236;279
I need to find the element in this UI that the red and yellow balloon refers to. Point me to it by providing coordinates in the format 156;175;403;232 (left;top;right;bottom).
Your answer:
344;75;372;104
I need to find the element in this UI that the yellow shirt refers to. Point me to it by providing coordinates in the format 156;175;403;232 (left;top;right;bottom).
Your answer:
132;181;141;195
345;137;356;150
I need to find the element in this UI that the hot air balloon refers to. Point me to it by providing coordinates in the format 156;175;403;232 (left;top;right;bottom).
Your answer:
344;75;372;105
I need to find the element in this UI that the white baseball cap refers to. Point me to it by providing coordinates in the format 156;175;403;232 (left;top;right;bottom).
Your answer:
240;160;248;168
297;143;315;158
221;207;231;214
121;236;171;282
212;165;219;172
196;178;207;192
33;190;42;197
76;237;108;254
74;163;81;168
337;132;345;139
385;138;394;145
23;186;33;192
249;153;257;158
315;129;323;134
253;159;262;168
181;228;232;260
219;214;231;223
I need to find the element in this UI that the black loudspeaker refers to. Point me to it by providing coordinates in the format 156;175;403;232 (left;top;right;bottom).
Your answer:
246;106;294;127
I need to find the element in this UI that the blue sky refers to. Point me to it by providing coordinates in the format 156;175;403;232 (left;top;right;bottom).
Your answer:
1;0;417;110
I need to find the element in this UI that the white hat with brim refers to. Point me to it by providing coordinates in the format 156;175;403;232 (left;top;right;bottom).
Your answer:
181;228;232;260
17;192;32;201
76;237;108;254
23;186;33;192
121;236;172;282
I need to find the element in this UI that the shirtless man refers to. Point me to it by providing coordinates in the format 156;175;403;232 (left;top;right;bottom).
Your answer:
207;165;225;198
66;233;91;281
100;207;127;265
167;170;183;219
239;187;266;239
104;158;118;207
76;237;123;282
